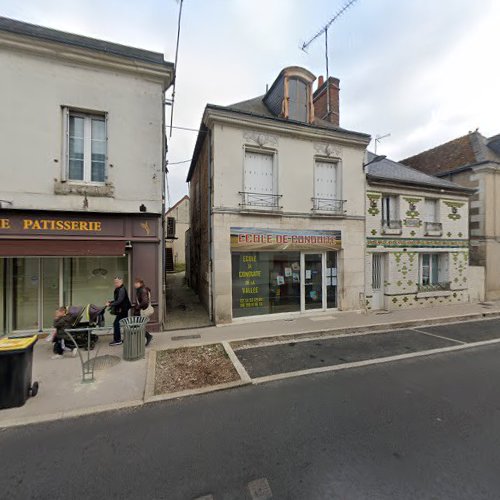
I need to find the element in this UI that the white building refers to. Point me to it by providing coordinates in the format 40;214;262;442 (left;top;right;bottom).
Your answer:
187;66;371;324
364;153;473;310
166;195;190;269
0;17;173;334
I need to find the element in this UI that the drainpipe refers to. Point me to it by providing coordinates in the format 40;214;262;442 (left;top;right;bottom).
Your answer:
161;92;167;329
207;128;214;323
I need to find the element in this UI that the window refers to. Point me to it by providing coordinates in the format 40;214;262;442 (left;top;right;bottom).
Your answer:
66;110;106;183
420;253;447;286
288;77;308;122
313;160;343;212
381;195;399;227
424;199;439;223
166;217;176;239
242;150;278;208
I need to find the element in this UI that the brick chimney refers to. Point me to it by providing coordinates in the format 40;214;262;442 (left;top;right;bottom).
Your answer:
313;76;340;126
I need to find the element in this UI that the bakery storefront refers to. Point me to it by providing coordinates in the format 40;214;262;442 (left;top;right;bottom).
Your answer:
0;210;162;335
231;228;341;319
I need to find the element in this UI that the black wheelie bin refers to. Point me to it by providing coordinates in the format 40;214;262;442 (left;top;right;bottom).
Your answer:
0;335;39;409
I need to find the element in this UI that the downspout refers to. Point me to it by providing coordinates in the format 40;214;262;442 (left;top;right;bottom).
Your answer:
207;128;214;323
161;92;167;329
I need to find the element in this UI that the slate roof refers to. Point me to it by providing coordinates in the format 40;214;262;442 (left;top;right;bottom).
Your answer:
218;96;370;139
401;131;500;176
0;16;173;68
365;151;473;193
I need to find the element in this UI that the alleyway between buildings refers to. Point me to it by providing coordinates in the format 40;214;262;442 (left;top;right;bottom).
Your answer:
164;272;211;330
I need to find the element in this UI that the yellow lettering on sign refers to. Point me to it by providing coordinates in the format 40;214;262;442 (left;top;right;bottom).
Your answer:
20;218;104;232
23;219;33;229
0;219;10;229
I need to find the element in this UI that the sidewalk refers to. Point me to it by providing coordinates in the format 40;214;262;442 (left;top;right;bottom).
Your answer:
1;301;499;428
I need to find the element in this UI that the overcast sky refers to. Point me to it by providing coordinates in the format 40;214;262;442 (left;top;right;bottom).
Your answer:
1;0;499;206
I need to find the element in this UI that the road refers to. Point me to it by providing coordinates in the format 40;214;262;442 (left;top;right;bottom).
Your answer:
2;343;500;499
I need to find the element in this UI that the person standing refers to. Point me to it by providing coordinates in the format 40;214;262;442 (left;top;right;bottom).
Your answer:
106;277;131;346
133;278;153;346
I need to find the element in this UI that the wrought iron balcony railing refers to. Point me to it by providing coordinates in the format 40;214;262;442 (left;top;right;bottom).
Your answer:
311;198;346;214
239;192;282;210
417;281;451;293
424;221;443;234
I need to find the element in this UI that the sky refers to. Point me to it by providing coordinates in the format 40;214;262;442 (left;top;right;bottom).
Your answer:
1;0;499;206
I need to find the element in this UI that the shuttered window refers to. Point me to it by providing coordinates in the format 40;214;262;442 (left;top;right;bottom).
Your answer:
243;151;274;194
315;161;338;200
288;77;308;122
381;196;398;226
424;199;439;222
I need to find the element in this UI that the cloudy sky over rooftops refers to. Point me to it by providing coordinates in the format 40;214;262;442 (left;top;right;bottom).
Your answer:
1;0;498;205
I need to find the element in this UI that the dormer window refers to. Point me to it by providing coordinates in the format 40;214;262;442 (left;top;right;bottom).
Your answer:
288;77;308;122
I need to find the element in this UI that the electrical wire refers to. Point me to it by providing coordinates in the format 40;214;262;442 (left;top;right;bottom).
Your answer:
167;159;192;165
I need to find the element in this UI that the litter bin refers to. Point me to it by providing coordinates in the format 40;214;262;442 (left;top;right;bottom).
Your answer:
120;317;148;361
0;335;39;409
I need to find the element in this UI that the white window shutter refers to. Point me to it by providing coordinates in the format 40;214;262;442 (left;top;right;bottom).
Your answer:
389;196;398;221
244;151;274;194
315;162;337;199
61;107;69;182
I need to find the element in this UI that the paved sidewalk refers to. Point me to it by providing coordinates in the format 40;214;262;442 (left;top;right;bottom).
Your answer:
1;300;499;428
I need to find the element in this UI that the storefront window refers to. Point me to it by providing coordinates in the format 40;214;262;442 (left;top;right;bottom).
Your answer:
0;259;5;336
13;258;39;331
232;252;301;318
63;257;128;325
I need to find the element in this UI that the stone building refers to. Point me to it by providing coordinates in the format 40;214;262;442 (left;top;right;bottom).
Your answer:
0;17;173;334
165;195;190;270
364;152;473;310
402;131;500;299
187;66;371;324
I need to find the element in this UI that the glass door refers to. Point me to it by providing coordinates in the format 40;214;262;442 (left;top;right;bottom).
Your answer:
12;258;40;331
42;259;61;329
302;253;324;310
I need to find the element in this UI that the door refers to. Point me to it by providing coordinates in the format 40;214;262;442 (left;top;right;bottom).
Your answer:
371;253;385;310
302;253;324;311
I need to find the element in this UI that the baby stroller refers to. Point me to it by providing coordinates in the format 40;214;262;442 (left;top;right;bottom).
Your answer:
65;304;106;351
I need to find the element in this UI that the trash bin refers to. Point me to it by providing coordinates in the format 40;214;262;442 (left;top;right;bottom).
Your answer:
0;335;39;409
120;317;148;361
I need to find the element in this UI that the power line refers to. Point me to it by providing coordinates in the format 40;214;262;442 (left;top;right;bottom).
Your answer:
167;158;192;165
169;0;184;138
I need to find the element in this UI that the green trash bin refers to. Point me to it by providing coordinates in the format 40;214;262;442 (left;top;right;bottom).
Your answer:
0;335;39;409
120;316;148;361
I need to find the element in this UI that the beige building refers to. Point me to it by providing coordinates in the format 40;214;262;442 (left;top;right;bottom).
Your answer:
166;195;190;269
402;132;500;299
187;66;371;324
364;153;473;311
0;17;173;334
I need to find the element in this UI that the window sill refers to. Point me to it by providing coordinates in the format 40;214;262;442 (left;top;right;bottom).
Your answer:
54;180;114;197
382;228;402;235
416;290;452;299
239;208;283;217
425;230;443;237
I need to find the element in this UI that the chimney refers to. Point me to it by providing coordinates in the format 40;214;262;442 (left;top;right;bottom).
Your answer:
313;76;340;126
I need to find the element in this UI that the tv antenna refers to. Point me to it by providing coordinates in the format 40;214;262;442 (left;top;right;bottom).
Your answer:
301;0;360;120
374;133;391;154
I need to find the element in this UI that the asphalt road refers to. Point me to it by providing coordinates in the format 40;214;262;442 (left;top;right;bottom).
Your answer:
3;342;500;499
236;318;500;377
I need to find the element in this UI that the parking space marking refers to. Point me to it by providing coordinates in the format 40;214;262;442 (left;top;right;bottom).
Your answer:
411;328;467;345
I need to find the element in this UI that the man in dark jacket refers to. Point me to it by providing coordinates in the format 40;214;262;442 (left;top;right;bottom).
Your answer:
106;277;131;346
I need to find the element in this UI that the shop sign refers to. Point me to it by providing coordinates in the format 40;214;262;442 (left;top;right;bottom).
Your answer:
230;227;341;251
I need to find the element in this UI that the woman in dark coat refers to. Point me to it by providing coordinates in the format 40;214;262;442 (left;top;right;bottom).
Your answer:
133;278;153;346
106;277;131;346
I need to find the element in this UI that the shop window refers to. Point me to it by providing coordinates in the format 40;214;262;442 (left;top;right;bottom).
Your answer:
64;108;106;184
232;252;301;318
419;253;449;290
241;150;279;209
288;77;309;122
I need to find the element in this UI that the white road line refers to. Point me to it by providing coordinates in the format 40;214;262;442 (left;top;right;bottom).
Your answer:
251;337;500;385
411;328;467;345
222;341;252;383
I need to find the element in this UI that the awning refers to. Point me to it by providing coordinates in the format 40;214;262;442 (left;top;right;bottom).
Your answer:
0;240;126;257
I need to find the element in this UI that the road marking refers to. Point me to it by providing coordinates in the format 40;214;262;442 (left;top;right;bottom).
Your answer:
412;328;467;345
251;336;500;385
248;478;273;499
222;342;252;383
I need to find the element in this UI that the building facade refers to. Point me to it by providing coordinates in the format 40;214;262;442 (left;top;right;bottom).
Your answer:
165;195;190;270
0;17;173;335
402;131;500;300
188;67;370;324
364;153;473;310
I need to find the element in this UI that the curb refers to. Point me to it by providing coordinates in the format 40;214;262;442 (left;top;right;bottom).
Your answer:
230;311;500;351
